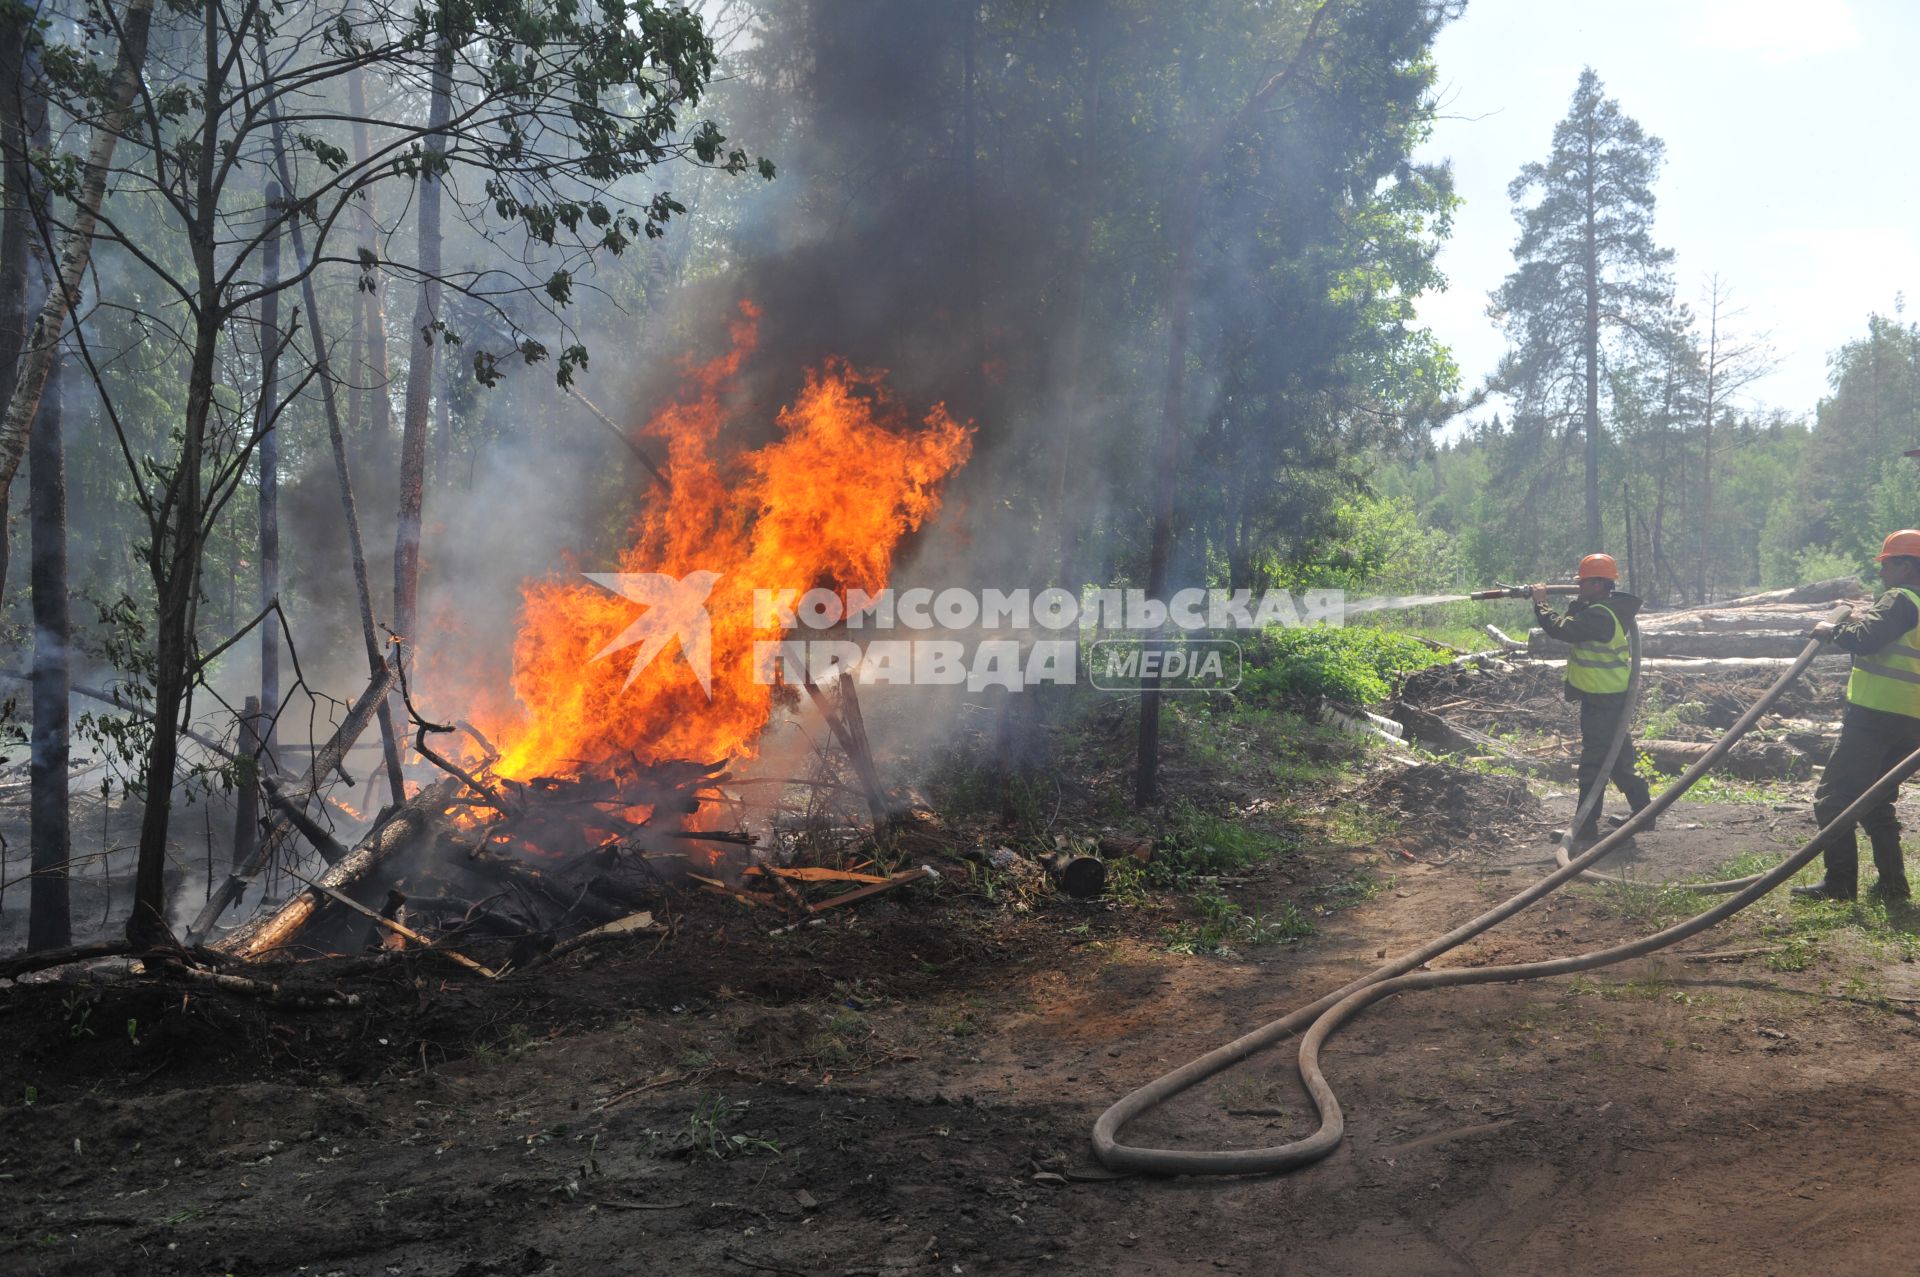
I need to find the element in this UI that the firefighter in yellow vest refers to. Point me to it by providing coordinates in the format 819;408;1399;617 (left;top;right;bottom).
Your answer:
1797;529;1920;901
1530;553;1653;848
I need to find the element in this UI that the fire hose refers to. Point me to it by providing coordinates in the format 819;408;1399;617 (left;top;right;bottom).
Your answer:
1091;603;1856;1176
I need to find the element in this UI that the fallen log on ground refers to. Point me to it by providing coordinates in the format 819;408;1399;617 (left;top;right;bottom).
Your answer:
0;939;141;980
1671;578;1866;610
1484;624;1528;651
1528;626;1827;656
1389;702;1568;778
283;866;499;977
1529;629;1818;660
1536;656;1847;675
217;777;460;958
1640;604;1839;634
1639;737;1813;781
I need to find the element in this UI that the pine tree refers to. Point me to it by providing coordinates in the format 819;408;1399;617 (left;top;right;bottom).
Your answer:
1492;67;1671;547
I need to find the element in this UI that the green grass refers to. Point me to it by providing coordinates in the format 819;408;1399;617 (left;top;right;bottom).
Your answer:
1404;623;1496;652
1164;890;1314;956
1161;799;1293;876
1641;766;1795;805
1302;868;1393;912
650;1095;781;1162
1319;803;1400;846
1572;877;1711;930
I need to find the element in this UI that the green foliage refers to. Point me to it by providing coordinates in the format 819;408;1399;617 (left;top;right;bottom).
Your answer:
1240;624;1448;706
653;1095;781;1162
1164;890;1314;956
1160;799;1289;877
923;747;1050;829
1266;491;1462;595
1638;689;1707;741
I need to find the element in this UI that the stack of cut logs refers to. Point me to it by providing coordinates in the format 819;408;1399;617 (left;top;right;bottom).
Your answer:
1526;577;1866;667
1390;577;1868;783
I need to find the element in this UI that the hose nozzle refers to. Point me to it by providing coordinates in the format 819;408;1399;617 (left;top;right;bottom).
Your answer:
1469;583;1582;601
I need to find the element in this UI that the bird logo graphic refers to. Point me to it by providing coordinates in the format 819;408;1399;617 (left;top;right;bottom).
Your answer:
582;570;721;698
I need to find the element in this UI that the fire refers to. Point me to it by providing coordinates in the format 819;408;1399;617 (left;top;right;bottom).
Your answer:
485;302;972;780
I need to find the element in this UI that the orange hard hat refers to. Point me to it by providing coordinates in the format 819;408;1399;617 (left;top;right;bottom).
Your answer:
1576;553;1619;581
1877;530;1920;561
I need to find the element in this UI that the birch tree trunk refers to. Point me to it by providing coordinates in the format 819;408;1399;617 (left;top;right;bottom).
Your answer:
0;0;155;604
0;6;28;605
348;53;393;444
257;182;282;757
393;33;452;654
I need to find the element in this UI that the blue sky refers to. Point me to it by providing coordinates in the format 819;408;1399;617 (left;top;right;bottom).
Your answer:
1414;0;1917;431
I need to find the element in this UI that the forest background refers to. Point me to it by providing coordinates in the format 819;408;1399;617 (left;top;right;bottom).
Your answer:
2;0;1918;946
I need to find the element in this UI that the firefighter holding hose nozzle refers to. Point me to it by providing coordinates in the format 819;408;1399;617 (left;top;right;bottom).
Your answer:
1526;553;1654;850
1797;529;1920;902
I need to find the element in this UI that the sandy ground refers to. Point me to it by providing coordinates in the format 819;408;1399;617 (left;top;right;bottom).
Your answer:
8;768;1920;1277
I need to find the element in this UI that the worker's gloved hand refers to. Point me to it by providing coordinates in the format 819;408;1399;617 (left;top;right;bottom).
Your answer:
1528;583;1548;605
1811;620;1837;641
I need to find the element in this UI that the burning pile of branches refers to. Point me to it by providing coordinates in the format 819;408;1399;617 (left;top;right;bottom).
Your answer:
157;307;973;974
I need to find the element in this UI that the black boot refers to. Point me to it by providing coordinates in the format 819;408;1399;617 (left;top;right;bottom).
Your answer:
1627;778;1656;832
1607;805;1657;834
1868;827;1910;901
1795;829;1859;901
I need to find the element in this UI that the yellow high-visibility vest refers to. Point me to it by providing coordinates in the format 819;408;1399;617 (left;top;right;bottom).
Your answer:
1565;602;1630;695
1847;587;1920;718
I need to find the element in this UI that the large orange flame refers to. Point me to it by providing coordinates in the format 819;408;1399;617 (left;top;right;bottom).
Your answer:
484;302;973;780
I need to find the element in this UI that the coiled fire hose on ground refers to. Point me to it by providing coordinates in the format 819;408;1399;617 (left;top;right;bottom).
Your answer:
1092;604;1855;1176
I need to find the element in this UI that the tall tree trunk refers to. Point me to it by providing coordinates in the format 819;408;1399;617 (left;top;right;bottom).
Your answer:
1136;181;1200;807
1136;3;1333;806
129;0;225;947
1048;14;1104;592
14;26;67;949
1581;113;1602;547
393;34;452;660
0;0;155;604
345;281;364;438
0;6;28;610
959;0;985;427
432;345;454;489
129;326;217;947
348;52;392;445
257;181;282;756
27;354;68;950
1696;282;1722;601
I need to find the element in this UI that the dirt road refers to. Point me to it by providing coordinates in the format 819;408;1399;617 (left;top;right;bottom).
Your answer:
7;790;1920;1276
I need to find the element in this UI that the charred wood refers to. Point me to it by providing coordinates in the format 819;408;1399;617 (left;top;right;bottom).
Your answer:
218;777;459;959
